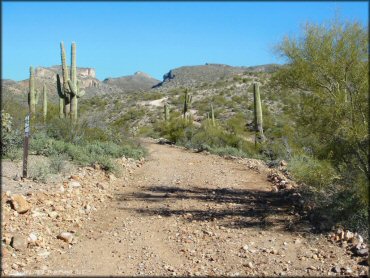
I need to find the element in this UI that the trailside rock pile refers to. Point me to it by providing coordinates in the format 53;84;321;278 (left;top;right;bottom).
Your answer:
329;229;368;260
267;170;297;192
1;156;141;276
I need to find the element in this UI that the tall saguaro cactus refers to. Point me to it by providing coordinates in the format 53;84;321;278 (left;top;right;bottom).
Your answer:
58;41;85;121
42;84;47;123
60;42;71;116
56;74;65;118
183;89;192;118
28;66;39;115
164;103;169;122
68;42;85;121
253;83;265;142
211;103;215;127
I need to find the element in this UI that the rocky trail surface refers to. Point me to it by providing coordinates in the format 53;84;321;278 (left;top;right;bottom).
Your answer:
1;139;368;276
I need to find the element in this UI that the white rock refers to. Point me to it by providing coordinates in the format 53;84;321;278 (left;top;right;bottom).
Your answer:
344;230;354;241
28;233;37;243
57;232;74;243
48;211;58;219
68;181;81;188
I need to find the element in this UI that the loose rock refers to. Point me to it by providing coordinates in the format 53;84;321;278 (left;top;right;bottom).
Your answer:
10;194;31;214
57;232;74;243
11;235;28;251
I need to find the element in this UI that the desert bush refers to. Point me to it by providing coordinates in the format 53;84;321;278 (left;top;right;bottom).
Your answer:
29;129;145;174
5;148;23;161
210;146;248;158
1;110;23;158
138;125;159;138
49;153;73;175
29;159;51;182
288;155;339;190
158;116;194;144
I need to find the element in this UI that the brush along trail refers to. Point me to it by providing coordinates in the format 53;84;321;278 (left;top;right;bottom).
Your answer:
1;139;367;276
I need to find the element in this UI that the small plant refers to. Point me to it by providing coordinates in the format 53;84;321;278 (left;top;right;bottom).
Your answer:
29;159;51;183
49;153;73;175
1;111;23;157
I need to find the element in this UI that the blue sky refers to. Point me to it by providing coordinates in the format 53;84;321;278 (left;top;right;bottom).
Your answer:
2;1;368;81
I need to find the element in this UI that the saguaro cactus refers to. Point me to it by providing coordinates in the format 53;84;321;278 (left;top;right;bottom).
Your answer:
211;103;215;127
28;66;39;115
60;42;71;116
253;83;264;142
56;74;65;118
42;84;47;123
58;41;85;121
67;42;85;121
183;89;192;118
164;103;169;121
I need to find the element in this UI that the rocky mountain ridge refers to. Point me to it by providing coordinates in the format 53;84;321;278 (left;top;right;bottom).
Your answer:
155;63;281;89
103;71;160;92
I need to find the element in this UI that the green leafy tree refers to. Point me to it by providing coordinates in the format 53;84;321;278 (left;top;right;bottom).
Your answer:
273;16;368;230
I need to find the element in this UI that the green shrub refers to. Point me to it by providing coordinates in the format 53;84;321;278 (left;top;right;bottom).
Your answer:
158;116;194;144
29;159;51;182
5;148;23;161
1;111;23;157
288;155;339;190
29;130;145;174
210;146;248;158
49;153;72;175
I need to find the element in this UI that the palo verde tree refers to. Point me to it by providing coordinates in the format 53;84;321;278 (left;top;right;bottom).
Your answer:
273;17;368;211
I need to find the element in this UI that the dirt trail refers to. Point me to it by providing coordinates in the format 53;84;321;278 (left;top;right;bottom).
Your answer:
20;140;367;276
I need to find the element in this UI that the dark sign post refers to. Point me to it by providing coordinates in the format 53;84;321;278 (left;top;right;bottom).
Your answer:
22;114;30;178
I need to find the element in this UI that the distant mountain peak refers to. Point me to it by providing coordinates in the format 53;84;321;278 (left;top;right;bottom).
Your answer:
102;71;160;92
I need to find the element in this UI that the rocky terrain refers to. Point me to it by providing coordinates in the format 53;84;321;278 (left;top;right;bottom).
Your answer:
1;140;368;276
155;63;280;89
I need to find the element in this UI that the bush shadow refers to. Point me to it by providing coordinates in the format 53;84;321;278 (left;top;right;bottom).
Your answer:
115;184;313;233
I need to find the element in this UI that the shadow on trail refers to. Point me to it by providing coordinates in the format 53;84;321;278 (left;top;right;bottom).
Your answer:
115;185;312;233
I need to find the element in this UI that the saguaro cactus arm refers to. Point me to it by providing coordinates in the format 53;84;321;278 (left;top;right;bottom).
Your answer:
60;42;70;92
67;80;85;97
56;74;66;118
70;42;77;84
56;74;64;98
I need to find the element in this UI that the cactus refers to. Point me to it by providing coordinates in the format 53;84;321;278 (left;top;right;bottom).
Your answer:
60;42;71;117
164;103;169;121
253;83;264;142
59;41;85;121
67;42;85;121
211;103;215;127
56;74;65;118
42;84;47;123
183;89;192;118
28;66;39;115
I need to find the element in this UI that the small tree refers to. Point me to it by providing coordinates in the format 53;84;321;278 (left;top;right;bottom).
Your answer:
273;16;368;211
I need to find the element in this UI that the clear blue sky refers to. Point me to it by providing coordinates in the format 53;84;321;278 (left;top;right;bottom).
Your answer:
2;1;368;81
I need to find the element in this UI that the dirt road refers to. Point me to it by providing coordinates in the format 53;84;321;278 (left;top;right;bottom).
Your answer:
6;140;368;276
